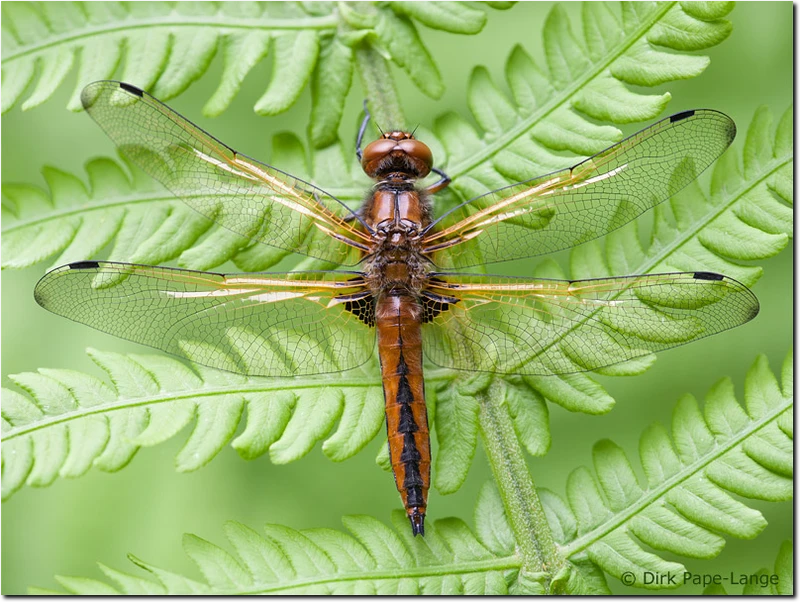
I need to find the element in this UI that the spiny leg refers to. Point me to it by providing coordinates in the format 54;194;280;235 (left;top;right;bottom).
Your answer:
356;99;371;162
424;166;451;195
344;100;374;225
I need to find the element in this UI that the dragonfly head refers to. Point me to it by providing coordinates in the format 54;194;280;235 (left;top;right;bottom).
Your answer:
361;131;433;180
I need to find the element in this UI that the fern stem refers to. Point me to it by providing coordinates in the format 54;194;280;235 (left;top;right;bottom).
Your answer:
229;557;521;595
1;15;339;64
354;44;405;128
477;380;564;589
2;192;175;234
348;1;405;131
1;182;370;234
630;158;791;271
1;370;462;441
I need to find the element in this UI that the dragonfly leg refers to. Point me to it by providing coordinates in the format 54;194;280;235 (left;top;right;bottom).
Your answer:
313;187;361;224
424;167;451;194
343;208;363;223
355;99;371;162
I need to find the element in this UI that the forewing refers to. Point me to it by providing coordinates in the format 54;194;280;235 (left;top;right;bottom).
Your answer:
424;110;736;268
422;272;758;375
34;261;375;377
81;81;370;265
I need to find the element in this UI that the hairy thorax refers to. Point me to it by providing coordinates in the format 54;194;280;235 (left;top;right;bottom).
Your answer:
361;181;433;297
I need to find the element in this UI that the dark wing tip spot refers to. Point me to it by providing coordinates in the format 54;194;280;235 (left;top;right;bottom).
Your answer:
693;271;724;281
670;110;696;123
68;260;101;270
119;82;144;97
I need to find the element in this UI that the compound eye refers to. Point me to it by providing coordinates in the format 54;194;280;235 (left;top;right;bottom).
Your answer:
361;139;396;168
398;139;433;171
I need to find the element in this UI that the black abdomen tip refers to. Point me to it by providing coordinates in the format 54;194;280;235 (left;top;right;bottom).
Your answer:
409;510;425;537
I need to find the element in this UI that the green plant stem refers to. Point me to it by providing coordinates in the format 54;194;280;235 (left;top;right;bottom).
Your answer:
477;379;565;590
353;42;405;130
343;1;403;125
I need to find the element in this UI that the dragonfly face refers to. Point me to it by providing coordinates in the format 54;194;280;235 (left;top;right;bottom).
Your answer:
361;131;433;179
34;81;759;536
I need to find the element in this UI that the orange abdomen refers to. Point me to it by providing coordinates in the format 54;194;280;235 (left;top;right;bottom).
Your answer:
376;293;430;536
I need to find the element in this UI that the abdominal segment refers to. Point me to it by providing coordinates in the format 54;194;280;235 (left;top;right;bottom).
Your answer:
376;294;430;536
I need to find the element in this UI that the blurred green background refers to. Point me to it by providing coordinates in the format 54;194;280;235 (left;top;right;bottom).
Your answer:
1;2;792;595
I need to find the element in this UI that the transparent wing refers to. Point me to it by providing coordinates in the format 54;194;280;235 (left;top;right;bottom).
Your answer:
34;261;376;377
422;271;758;375
423;110;736;268
81;81;371;266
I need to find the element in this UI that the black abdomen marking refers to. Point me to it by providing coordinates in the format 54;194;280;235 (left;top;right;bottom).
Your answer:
395;348;424;513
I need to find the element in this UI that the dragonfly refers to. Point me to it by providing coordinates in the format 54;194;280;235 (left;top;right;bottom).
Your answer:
35;81;759;536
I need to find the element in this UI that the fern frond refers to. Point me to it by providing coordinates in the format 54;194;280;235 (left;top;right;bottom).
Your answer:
1;2;501;139
6;105;788;497
2;3;745;268
0;349;393;500
703;539;792;595
1;340;566;500
545;348;793;590
434;100;793;492
37;486;522;595
431;2;735;203
2;3;739;273
2;155;168;271
583;104;794;288
1;134;371;272
506;103;792;396
24;349;793;594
